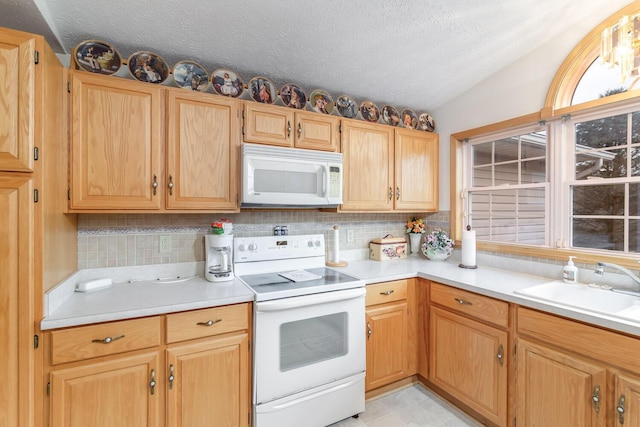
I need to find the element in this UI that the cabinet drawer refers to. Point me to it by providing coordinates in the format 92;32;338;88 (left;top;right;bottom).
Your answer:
50;317;162;365
430;282;509;328
366;280;407;306
166;303;249;344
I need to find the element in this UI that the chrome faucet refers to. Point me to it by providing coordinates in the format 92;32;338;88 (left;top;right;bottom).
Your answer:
594;261;640;290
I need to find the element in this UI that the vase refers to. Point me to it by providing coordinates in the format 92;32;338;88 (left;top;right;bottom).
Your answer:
409;233;422;255
424;247;453;261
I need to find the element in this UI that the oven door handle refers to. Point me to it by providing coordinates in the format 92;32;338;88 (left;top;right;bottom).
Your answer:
256;287;365;312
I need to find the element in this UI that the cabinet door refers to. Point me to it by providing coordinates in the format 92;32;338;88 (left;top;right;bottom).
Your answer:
0;29;35;171
70;72;164;210
341;120;394;211
166;90;239;210
365;302;408;391
429;306;508;426
614;372;640;427
0;173;33;427
294;111;339;151
166;333;249;427
50;352;161;427
243;103;294;147
394;128;439;211
516;339;606;427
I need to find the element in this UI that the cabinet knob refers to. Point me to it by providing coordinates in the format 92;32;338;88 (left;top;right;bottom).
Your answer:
454;297;472;306
149;369;156;395
380;290;394;296
152;175;158;196
287;121;292;138
592;385;600;413
168;175;174;196
367;322;372;340
297;122;303;138
396;186;400;200
388;187;393;201
496;344;504;367
618;394;626;424
168;364;175;390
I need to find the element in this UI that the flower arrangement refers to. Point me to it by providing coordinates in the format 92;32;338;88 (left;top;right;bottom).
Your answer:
422;229;454;260
406;217;426;234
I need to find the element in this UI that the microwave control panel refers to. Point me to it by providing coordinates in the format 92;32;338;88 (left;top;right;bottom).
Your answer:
329;166;341;198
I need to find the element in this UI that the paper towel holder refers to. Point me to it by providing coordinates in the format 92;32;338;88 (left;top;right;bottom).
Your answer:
326;225;348;267
459;225;478;269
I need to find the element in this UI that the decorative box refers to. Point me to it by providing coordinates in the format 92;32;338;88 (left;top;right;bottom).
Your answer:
369;235;407;261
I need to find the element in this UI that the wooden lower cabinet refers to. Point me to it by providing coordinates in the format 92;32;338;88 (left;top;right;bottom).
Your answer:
516;307;640;427
46;304;251;427
365;279;418;392
166;333;249;427
50;352;162;427
516;339;606;427
428;282;509;427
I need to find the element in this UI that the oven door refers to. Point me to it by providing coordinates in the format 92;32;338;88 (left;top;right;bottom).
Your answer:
253;287;365;404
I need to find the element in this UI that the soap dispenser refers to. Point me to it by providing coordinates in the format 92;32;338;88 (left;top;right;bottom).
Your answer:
563;256;578;284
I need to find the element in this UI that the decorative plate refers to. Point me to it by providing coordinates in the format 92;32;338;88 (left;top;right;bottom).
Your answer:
359;101;380;123
74;39;121;75
248;76;277;104
127;51;169;84
212;68;244;98
418;113;436;132
280;83;307;109
336;94;358;118
401;109;418;129
381;105;401;126
309;89;334;114
172;60;209;91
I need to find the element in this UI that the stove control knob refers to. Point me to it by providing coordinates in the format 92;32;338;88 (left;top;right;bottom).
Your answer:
248;242;258;251
307;240;314;248
315;239;321;247
237;243;246;252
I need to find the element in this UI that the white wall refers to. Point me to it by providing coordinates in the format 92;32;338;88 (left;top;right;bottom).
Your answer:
433;0;631;211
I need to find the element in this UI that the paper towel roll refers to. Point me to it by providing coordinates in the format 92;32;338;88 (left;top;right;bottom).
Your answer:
461;228;477;267
332;225;340;263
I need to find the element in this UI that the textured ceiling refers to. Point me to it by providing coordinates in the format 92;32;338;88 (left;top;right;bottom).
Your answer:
1;0;635;113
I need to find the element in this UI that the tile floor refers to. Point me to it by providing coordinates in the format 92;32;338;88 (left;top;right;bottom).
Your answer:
329;384;483;427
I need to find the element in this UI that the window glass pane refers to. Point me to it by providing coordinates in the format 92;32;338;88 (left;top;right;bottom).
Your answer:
518;188;546;245
472;165;492;187
572;218;624;251
495;138;519;162
631;183;640;216
572;58;631;105
632;147;640;177
630;219;640;253
494;163;519;185
473;143;493;166
522;140;545;159
632;111;640;144
573;184;625;215
521;159;546;183
576;148;627;179
575;114;627;149
576;148;628;179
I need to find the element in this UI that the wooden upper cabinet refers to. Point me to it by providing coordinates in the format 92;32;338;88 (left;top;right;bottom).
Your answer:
243;103;339;151
70;71;164;210
295;110;339;151
243;103;294;147
0;28;36;172
394;128;439;211
341;120;394;211
166;89;239;210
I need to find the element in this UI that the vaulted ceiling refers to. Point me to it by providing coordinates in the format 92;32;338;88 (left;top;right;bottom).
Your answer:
1;0;635;114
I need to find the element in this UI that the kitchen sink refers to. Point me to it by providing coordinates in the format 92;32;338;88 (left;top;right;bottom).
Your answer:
515;280;640;322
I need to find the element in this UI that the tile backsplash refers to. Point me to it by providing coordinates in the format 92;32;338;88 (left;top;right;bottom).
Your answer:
77;211;451;269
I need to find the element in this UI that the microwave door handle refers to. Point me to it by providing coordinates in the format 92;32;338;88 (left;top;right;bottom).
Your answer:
322;165;327;197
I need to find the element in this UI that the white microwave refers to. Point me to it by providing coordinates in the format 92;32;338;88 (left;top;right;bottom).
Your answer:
241;143;343;208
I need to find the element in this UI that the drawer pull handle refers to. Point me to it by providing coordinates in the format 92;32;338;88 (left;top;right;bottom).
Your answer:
367;322;372;340
592;385;600;413
92;334;125;344
618;394;626;424
197;319;222;327
496;344;504;367
454;298;472;305
287;121;292;138
380;290;394;295
297;122;303;138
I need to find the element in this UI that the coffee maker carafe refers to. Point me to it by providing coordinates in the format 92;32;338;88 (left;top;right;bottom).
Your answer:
204;234;234;282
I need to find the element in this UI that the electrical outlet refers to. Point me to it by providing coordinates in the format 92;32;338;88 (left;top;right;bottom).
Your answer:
346;229;355;243
159;235;172;253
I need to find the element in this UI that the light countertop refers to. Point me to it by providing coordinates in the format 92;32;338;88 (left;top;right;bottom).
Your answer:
41;255;640;337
